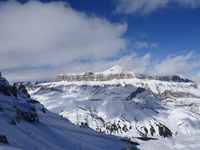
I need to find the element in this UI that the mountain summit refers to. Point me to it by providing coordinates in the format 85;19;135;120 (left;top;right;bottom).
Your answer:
106;65;131;73
108;65;125;71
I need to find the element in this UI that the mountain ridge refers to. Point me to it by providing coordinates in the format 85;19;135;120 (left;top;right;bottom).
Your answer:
55;66;193;83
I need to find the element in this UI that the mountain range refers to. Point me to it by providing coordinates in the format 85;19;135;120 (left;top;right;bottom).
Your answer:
0;72;127;150
25;65;200;149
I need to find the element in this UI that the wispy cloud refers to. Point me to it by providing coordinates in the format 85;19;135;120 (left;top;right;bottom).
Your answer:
150;43;158;48
150;52;200;76
133;41;158;49
115;0;200;16
192;72;200;82
134;41;149;49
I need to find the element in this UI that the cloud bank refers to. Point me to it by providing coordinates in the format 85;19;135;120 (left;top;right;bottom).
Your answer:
0;0;127;70
115;0;200;16
151;52;200;76
193;72;200;82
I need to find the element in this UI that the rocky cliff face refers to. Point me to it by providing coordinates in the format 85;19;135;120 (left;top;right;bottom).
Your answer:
56;65;135;82
0;75;39;125
56;66;192;83
56;71;135;82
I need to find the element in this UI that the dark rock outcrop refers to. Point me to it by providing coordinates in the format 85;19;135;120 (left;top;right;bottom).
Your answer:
158;90;199;100
101;121;130;134
27;99;40;104
0;76;39;124
18;84;30;98
0;82;18;98
157;123;172;138
171;75;191;83
150;125;156;136
17;108;39;122
0;135;8;144
126;87;146;100
0;104;3;111
147;75;192;83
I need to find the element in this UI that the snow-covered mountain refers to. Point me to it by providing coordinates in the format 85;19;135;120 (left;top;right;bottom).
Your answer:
55;65;192;83
0;73;128;150
27;66;200;149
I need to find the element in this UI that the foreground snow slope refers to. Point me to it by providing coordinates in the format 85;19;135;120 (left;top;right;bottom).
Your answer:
0;74;127;150
28;66;200;149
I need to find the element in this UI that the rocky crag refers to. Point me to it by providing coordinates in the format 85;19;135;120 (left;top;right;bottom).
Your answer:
56;65;135;82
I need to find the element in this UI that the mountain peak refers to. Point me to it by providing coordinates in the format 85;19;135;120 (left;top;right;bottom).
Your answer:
105;65;132;74
108;65;125;72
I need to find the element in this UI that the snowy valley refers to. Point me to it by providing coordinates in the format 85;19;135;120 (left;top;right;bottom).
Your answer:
25;65;200;149
0;72;128;150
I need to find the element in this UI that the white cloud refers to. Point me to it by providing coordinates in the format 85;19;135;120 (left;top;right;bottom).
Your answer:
192;72;200;82
150;52;200;76
115;0;200;16
133;41;158;49
3;52;151;82
2;50;200;82
3;68;57;83
0;1;156;82
0;1;127;70
150;43;158;48
134;41;149;49
100;53;151;74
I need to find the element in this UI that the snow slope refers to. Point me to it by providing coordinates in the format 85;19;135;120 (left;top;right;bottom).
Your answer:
28;66;200;149
0;75;127;150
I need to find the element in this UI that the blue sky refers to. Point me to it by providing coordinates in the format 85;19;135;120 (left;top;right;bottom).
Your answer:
66;0;200;56
0;0;200;82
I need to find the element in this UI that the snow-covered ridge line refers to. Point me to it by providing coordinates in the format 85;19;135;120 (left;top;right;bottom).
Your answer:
55;65;193;83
